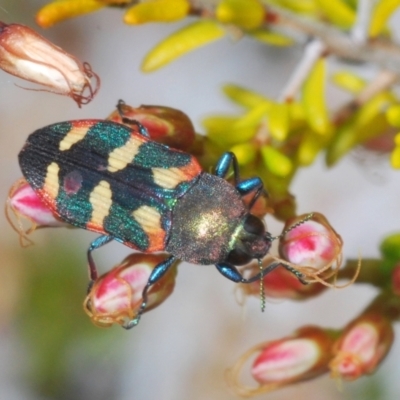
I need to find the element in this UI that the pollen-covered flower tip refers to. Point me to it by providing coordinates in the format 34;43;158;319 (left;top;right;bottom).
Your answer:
84;254;177;328
330;313;394;381
6;178;66;246
0;22;99;107
227;326;335;396
107;102;195;151
279;212;343;270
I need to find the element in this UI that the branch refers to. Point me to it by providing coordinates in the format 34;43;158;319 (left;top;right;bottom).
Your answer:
266;3;400;74
333;69;399;125
279;39;326;102
351;0;377;44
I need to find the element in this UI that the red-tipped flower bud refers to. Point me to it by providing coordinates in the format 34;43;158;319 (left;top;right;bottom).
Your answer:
84;254;178;328
227;326;336;396
279;212;343;271
107;102;195;151
330;313;394;381
6;178;66;245
240;265;326;300
0;22;99;107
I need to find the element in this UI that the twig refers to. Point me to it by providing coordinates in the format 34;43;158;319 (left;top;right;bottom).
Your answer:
279;39;326;102
333;69;399;125
351;0;377;44
265;4;400;73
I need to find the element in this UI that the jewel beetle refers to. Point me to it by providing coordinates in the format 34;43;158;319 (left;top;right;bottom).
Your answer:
18;117;302;328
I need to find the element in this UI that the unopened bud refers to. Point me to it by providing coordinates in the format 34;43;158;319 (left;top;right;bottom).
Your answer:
240;264;326;300
330;313;394;381
227;326;335;396
107;102;195;151
6;178;66;245
279;212;343;271
0;22;99;107
84;253;177;328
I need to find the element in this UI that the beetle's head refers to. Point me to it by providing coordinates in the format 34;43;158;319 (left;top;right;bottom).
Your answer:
226;214;272;266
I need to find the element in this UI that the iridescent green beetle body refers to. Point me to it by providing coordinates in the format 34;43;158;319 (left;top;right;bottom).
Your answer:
167;173;246;265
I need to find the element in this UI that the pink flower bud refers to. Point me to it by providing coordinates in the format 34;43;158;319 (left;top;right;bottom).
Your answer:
227;326;335;396
107;102;195;151
330;313;394;381
0;22;99;107
6;178;66;245
279;212;343;271
84;253;177;328
240;264;326;300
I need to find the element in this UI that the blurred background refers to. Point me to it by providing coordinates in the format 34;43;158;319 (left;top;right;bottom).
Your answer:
1;1;400;399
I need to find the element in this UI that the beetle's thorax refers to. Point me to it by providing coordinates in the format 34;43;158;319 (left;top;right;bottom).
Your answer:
166;173;246;264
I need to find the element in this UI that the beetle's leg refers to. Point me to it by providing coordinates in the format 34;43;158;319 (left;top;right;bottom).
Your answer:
215;261;306;284
235;177;266;211
214;153;268;209
214;152;241;184
123;255;177;329
115;99;150;138
87;235;114;289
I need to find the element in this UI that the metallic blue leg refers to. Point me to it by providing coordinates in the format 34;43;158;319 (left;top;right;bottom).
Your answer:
236;177;263;195
236;177;265;210
214;152;240;183
123;255;176;329
215;261;305;284
214;152;267;210
116;99;150;137
87;235;114;285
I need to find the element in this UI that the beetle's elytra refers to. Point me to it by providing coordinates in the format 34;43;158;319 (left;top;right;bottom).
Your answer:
19;119;299;328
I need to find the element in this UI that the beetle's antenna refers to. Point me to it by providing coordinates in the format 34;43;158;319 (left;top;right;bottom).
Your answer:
270;213;314;241
258;258;266;312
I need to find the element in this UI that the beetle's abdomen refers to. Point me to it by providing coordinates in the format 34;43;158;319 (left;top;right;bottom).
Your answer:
166;173;246;264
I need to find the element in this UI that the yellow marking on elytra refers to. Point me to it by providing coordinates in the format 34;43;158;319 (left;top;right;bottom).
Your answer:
107;136;143;172
132;205;162;234
89;180;112;227
43;162;60;199
59;126;90;151
152;167;187;189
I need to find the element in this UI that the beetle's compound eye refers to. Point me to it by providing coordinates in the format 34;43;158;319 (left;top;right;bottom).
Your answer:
244;214;265;236
227;247;252;266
